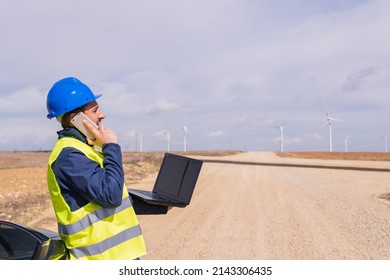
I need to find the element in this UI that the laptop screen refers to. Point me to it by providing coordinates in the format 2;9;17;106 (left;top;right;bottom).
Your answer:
153;153;203;203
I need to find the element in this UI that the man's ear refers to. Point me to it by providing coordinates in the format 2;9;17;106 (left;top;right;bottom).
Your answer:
68;111;78;121
60;112;74;128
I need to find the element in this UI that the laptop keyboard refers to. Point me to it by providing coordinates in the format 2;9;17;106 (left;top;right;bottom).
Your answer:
134;189;172;202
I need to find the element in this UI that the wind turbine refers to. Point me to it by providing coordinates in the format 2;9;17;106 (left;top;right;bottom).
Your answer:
344;135;352;152
139;134;143;152
323;103;342;152
164;130;170;152
182;125;190;152
275;125;284;152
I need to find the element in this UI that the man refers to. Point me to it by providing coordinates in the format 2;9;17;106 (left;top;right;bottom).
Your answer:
46;77;165;260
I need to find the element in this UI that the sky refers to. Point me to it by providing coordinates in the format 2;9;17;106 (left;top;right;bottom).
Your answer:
1;0;390;152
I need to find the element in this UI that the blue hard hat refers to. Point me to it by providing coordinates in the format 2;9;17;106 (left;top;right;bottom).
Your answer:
46;77;102;119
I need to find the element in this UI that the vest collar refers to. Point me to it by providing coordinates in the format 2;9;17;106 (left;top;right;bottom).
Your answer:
57;127;89;145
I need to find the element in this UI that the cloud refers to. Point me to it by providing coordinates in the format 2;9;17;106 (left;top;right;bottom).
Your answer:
287;137;303;145
1;1;390;151
207;130;224;138
153;130;170;140
340;67;380;92
144;100;181;115
0;86;45;116
123;130;138;140
236;115;274;129
305;133;323;140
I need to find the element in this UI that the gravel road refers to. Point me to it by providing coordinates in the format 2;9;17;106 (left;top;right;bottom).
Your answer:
136;152;390;260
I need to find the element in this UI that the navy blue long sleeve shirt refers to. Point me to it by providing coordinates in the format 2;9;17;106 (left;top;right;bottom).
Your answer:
52;127;124;210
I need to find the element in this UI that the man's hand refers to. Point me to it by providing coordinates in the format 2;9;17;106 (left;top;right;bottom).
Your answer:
83;121;118;147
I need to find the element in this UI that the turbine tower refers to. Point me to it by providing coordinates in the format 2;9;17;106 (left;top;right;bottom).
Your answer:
323;103;342;152
344;135;352;152
182;125;190;152
275;125;284;152
139;134;143;152
164;131;170;152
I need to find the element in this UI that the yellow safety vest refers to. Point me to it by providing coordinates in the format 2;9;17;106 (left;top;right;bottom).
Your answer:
47;137;146;260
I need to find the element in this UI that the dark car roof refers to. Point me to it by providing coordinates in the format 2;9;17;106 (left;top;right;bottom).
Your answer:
0;221;66;260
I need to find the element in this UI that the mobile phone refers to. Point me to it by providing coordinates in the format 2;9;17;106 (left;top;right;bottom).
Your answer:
71;112;98;140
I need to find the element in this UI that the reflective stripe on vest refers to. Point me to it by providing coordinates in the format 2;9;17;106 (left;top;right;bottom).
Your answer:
47;137;146;260
58;196;131;235
71;224;143;259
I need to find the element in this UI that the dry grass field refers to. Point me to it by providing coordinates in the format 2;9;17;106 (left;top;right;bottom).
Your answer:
277;151;390;161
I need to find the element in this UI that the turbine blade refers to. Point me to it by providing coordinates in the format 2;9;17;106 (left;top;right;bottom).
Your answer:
182;126;190;134
324;102;330;115
329;117;343;122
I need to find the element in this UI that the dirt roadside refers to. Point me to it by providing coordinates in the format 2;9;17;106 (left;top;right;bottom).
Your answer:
1;151;390;259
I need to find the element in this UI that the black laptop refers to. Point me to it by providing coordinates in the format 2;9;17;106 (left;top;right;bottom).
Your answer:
128;153;203;207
